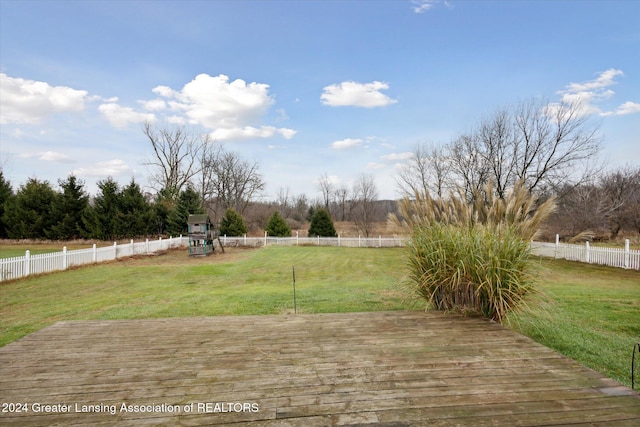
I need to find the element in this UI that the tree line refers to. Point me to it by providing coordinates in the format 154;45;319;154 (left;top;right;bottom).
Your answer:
0;172;203;240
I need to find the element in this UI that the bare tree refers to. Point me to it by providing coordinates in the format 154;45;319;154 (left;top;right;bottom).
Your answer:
334;185;350;221
396;143;450;197
513;99;601;194
200;145;265;216
599;165;640;238
142;122;203;201
447;133;491;201
438;98;602;201
352;174;379;237
318;173;334;212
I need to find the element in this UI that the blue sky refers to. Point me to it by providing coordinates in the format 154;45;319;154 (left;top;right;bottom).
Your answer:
1;0;638;200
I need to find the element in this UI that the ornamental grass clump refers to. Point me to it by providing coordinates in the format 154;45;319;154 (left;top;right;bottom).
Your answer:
393;181;556;323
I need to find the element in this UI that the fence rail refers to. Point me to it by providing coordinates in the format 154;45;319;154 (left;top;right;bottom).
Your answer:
531;235;639;270
0;236;188;282
2;233;637;282
220;234;407;248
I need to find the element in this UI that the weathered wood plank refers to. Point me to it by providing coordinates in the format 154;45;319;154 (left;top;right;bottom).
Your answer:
1;311;638;426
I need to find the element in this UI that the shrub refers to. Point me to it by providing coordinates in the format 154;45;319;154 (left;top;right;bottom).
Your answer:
308;208;337;237
394;181;556;323
265;210;291;237
220;208;247;236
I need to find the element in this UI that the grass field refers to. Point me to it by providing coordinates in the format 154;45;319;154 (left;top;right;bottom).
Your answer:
1;246;638;387
0;247;410;346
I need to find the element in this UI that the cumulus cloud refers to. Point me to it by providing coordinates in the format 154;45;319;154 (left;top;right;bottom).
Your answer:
72;159;133;177
0;73;88;124
98;102;156;128
140;99;167;111
331;138;363;150
321;81;397;108
210;126;296;141
554;69;639;117
148;73;295;142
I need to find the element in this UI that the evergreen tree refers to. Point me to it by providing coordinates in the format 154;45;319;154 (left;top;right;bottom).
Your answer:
166;186;204;236
0;171;13;238
83;178;121;240
265;210;291;237
3;178;57;239
47;175;89;240
117;179;155;238
308;208;337;237
219;208;247;236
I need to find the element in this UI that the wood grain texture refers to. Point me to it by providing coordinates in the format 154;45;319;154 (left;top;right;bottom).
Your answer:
1;311;638;426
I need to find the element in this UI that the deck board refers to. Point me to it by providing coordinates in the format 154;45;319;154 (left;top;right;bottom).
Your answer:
1;311;638;426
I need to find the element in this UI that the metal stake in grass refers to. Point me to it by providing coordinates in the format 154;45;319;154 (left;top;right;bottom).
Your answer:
292;265;297;314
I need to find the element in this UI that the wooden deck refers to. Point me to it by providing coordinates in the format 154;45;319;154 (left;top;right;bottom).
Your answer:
1;311;638;426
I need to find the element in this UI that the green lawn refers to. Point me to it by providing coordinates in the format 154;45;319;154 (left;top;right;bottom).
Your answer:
0;247;410;347
508;257;640;388
1;246;638;387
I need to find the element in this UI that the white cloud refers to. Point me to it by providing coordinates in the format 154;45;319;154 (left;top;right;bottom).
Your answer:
18;150;73;163
608;101;640;116
412;0;451;14
566;68;623;92
331;138;363;150
321;81;397;108
98;103;156;128
146;73;295;141
156;73;273;128
554;69;639;117
140;99;167;111
73;159;133;177
382;152;413;161
38;151;73;163
0;73;88;124
210;126;297;142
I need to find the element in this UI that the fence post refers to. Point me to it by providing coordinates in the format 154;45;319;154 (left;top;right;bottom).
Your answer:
130;239;134;254
317;235;320;246
585;241;590;263
338;234;341;247
244;233;247;246
93;243;97;263
625;239;630;269
555;234;560;258
264;231;268;246
358;235;361;248
379;235;382;248
62;246;67;270
146;238;149;254
25;250;30;277
114;241;117;259
296;231;299;246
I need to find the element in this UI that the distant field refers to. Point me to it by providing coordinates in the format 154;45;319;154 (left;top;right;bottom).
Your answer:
1;246;638;387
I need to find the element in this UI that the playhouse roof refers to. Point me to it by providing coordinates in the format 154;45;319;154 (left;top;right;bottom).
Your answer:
187;214;210;225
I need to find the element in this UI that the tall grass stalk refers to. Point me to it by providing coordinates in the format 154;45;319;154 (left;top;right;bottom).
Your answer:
394;181;555;322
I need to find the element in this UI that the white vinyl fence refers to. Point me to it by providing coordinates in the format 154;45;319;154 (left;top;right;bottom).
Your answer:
531;235;640;270
220;233;407;248
3;232;637;282
0;236;188;282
